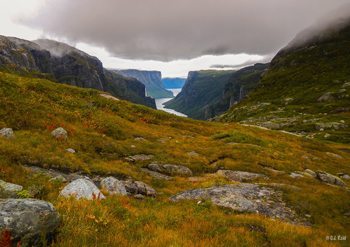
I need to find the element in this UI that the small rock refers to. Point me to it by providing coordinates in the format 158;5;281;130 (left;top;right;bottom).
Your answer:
290;172;304;179
134;194;145;200
100;177;127;196
0;128;14;139
316;171;346;187
51;127;68;140
147;163;193;177
49;175;67;183
0;199;60;246
0;180;23;194
100;93;119;101
326;152;343;159
66;148;76;153
141;168;172;180
304;169;316;178
187;151;199;157
123;180;156;197
318;92;334;102
125;154;154;162
217;170;268;182
60;178;105;200
342;82;350;88
134;137;146;141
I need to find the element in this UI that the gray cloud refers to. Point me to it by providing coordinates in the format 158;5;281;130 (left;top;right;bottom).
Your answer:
24;0;350;61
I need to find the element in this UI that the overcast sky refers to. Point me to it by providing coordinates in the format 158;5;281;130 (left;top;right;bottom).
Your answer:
0;0;349;77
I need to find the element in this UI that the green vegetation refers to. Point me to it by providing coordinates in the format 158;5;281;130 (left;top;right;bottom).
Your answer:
221;24;350;143
1;71;350;246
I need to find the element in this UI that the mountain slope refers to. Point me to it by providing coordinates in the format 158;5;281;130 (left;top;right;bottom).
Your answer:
0;71;350;246
0;36;155;108
165;70;234;119
117;69;173;99
221;21;350;143
1;71;350;246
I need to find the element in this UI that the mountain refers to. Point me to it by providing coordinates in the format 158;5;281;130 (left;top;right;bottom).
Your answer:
0;36;156;108
1;70;350;246
220;19;350;143
116;69;173;99
204;63;269;119
164;70;234;119
162;77;186;89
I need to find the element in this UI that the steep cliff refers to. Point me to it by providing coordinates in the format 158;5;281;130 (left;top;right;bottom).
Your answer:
0;36;155;108
164;70;234;119
117;69;173;99
221;19;350;143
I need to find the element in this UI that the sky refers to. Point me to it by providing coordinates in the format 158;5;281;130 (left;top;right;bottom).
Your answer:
0;0;349;77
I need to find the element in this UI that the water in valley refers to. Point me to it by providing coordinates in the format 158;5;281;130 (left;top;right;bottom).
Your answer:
155;89;187;117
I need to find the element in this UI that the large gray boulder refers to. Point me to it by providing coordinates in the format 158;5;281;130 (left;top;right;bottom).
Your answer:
51;127;68;140
217;170;268;182
123;180;156;197
315;171;346;187
147;163;193;177
0;128;14;139
0;199;60;246
171;184;300;223
60;178;105;200
100;177;127;196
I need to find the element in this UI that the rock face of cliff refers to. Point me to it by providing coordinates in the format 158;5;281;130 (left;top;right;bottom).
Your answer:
0;36;155;108
164;70;234;119
117;69;173;99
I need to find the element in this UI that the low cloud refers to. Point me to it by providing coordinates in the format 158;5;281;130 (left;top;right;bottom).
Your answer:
24;0;350;61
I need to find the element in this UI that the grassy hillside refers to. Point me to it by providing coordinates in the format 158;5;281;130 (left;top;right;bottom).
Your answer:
165;70;234;119
1;71;350;246
221;23;350;144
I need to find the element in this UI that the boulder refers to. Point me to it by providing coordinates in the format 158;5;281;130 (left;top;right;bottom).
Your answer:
315;171;346;187
171;184;301;223
217;170;268;182
0;128;14;139
59;178;105;200
0;199;60;245
51;127;68;140
0;180;23;198
147;163;193;177
100;177;127;196
123;180;156;197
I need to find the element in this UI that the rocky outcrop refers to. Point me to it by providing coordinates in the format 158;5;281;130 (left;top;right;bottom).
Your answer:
217;170;268;182
315;171;346;187
117;69;173;99
0;36;155;108
0;199;60;246
0;128;14;139
171;184;301;223
100;177;127;196
51;127;68;140
123;180;156;197
125;154;154;162
60;178;105;200
0;180;23;198
147;163;193;177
